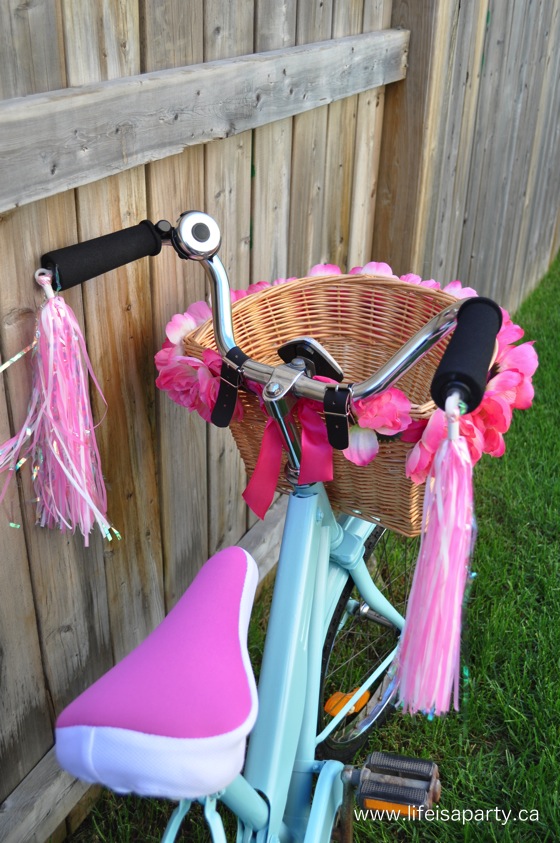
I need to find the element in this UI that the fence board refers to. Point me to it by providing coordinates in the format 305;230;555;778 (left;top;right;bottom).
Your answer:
0;30;409;215
372;2;440;276
251;0;297;284
511;2;560;307
0;380;51;804
0;3;113;808
246;1;298;530
430;0;488;282
465;3;540;300
490;3;541;298
204;1;254;553
62;0;165;660
0;191;114;752
0;748;89;843
321;1;363;268
410;0;488;283
347;0;393;269
495;1;553;306
407;1;459;279
0;0;66;98
288;1;333;274
239;496;288;586
3;4;559;842
76;175;166;659
141;0;209;606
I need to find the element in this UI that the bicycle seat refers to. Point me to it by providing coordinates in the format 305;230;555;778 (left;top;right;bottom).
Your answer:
55;546;259;800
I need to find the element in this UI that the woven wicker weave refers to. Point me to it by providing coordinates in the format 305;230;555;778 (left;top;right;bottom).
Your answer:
183;274;458;536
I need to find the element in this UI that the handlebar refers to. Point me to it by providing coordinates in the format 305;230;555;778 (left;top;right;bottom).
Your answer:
40;211;502;414
41;221;163;289
431;296;502;412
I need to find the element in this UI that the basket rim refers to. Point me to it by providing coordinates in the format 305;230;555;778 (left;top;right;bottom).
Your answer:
193;272;460;342
183;273;458;413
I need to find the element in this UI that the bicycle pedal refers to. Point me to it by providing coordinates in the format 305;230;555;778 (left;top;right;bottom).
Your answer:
365;751;438;783
346;752;440;818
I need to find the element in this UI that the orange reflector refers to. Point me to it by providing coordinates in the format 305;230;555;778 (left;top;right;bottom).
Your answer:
324;688;371;717
362;799;420;819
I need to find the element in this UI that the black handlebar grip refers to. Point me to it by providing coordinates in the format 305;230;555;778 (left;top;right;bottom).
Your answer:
431;297;502;412
41;220;162;289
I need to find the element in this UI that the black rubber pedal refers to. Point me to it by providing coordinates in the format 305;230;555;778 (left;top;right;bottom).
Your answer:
350;752;441;815
365;752;437;782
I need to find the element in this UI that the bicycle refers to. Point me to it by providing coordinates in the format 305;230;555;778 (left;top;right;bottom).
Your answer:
44;211;502;842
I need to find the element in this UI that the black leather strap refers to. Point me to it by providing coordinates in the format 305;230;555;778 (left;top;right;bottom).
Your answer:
211;347;249;427
323;386;352;450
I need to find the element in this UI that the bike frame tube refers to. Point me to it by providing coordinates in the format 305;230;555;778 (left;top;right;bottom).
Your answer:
282;525;331;839
333;515;405;629
162;801;191;842
303;760;344;843
238;483;400;842
242;490;332;839
163;486;404;843
220;775;269;832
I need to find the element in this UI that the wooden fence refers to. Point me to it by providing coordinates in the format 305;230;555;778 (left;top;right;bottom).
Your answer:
376;0;560;310
0;1;558;841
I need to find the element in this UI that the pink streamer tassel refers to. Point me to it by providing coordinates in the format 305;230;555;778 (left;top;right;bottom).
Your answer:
396;403;474;715
0;272;112;545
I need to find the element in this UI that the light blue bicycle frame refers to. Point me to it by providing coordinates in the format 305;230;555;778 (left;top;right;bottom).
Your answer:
163;480;406;843
159;220;462;842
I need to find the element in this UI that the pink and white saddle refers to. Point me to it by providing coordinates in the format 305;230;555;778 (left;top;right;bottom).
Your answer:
55;546;259;800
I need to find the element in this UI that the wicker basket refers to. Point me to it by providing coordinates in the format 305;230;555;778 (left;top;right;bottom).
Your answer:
183;274;458;537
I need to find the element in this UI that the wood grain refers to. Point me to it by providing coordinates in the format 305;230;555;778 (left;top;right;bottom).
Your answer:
348;0;393;269
0;0;109;809
63;0;165;660
385;0;560;310
0;748;90;843
0;360;51;803
204;0;254;553
414;0;488;283
373;1;441;276
320;0;363;268
287;0;333;274
251;0;297;284
142;0;209;606
3;3;559;841
0;30;410;214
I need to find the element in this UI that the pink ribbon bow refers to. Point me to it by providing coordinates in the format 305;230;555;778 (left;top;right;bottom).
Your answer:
243;399;333;519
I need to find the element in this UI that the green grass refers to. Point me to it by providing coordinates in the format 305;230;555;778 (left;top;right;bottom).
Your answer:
69;254;560;842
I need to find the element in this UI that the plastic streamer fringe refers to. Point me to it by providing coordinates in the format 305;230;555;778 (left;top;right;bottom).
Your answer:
396;393;475;716
0;270;117;545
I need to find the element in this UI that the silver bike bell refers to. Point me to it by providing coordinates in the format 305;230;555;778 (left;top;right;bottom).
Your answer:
172;211;222;260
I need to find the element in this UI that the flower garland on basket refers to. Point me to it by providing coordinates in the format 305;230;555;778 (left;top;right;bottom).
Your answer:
155;263;537;716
